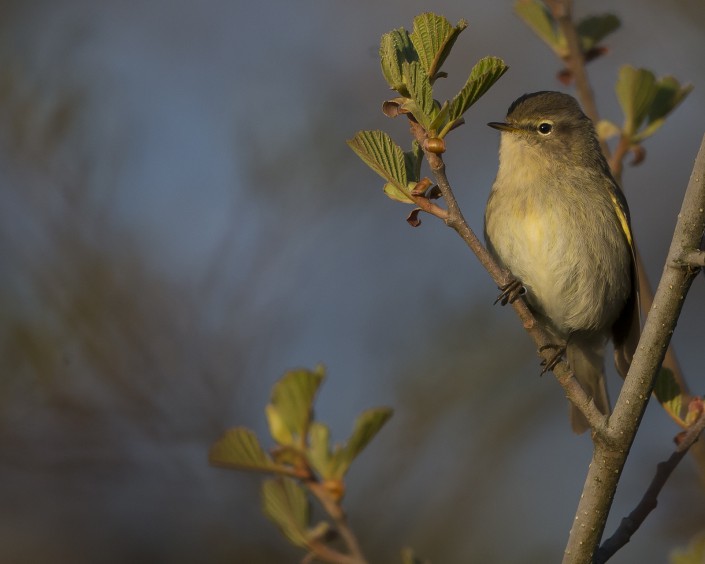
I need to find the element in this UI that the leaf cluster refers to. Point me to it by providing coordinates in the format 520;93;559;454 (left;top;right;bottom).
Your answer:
599;65;693;144
348;13;507;205
514;0;620;59
209;367;392;553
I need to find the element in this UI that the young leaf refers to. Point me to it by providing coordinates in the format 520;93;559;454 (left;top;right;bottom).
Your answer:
401;547;428;564
596;119;621;142
634;76;693;142
383;182;415;204
404;140;424;184
514;0;563;54
653;367;684;425
402;61;435;129
267;367;325;447
447;56;508;125
330;407;393;479
307;421;332;478
380;28;417;95
347;130;408;195
262;478;310;548
209;427;283;473
576;14;620;53
409;13;467;81
616;66;657;137
670;532;705;564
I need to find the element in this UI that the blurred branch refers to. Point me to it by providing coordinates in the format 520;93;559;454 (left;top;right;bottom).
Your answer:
543;0;604;153
307;481;368;564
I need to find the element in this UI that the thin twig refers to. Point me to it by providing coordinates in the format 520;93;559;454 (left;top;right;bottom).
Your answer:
594;412;705;563
307;481;368;564
544;0;607;157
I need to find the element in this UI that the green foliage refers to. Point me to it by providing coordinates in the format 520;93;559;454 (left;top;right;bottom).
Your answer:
262;478;312;547
265;366;324;448
210;427;289;474
653;367;685;425
409;13;467;83
599;66;692;145
514;0;620;57
577;14;620;53
313;407;394;480
615;66;692;142
401;547;430;564
514;0;562;52
352;12;507;205
447;56;509;131
347;130;417;203
670;532;705;564
210;367;393;557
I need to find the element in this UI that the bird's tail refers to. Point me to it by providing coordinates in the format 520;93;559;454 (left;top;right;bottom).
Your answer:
566;338;610;434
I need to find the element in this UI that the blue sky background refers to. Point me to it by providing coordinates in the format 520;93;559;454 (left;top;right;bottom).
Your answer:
1;1;705;562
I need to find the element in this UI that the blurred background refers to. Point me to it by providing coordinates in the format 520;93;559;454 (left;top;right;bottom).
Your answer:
1;1;704;562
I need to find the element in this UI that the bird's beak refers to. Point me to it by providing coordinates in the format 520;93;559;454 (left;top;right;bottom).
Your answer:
487;121;517;132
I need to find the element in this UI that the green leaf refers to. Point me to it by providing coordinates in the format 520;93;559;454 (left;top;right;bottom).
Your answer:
348;131;411;202
209;427;282;473
596;119;621;142
267;367;325;447
448;56;508;124
380;28;417;95
401;547;427;564
383;182;415;204
262;478;310;548
514;0;563;54
670;532;705;564
653;367;684;423
616;66;657;137
307;421;332;478
409;13;467;81
330;407;393;479
404;140;423;183
577;14;620;52
402;61;435;129
634;76;693;142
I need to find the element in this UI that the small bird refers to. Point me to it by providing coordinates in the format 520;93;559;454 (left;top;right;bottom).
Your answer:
484;91;640;433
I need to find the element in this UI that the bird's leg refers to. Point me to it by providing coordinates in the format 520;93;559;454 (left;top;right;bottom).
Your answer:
539;343;566;375
494;277;526;306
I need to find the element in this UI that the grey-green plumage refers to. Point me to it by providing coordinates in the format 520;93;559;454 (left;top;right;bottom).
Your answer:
484;91;640;433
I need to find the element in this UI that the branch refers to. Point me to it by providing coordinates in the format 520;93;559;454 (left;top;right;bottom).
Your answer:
563;134;705;563
683;249;705;267
594;411;705;563
307;480;368;564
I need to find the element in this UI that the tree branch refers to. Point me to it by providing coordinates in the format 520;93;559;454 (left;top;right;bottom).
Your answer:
307;480;368;564
563;134;705;563
594;411;705;563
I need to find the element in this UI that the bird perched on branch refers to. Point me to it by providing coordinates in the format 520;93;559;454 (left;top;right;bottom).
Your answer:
484;91;640;433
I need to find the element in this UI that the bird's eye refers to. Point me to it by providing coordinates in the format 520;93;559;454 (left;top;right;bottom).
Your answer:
537;122;553;135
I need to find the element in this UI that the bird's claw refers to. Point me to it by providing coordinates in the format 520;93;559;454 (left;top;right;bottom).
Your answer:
539;344;566;375
494;278;526;306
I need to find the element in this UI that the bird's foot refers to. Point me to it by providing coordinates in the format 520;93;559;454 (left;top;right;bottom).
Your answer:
539;343;566;375
494;277;526;306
